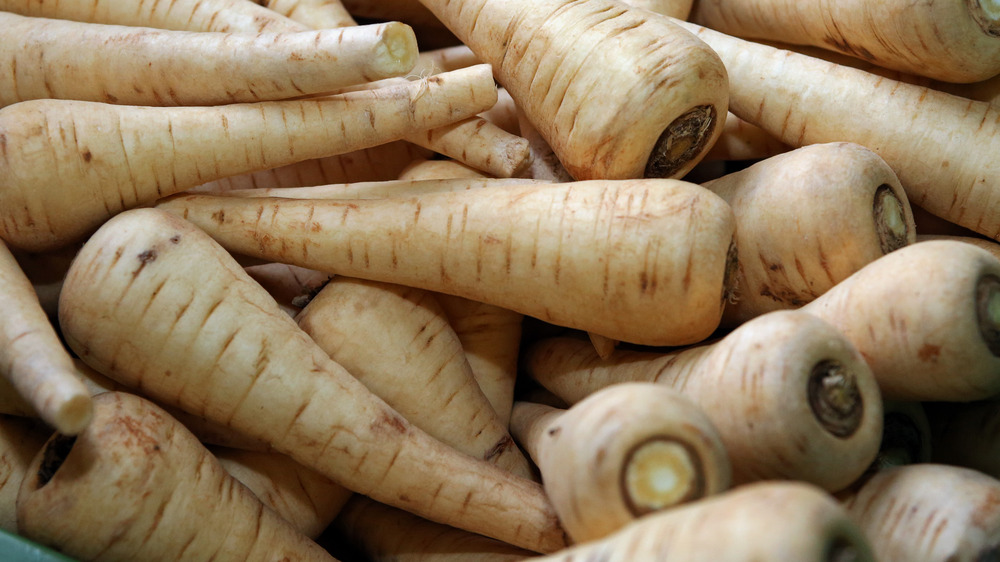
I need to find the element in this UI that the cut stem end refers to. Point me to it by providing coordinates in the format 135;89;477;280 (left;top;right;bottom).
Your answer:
873;185;909;255
808;360;863;439
644;105;718;179
621;438;705;516
977;274;1000;356
971;0;1000;37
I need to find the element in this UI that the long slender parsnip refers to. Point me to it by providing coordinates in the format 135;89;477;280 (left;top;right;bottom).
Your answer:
17;392;335;561
0;0;307;32
620;0;692;19
801;240;1000;401
336;496;534;562
510;383;731;543
255;0;357;28
403;116;532;178
417;0;729;181
156;179;738;347
673;20;1000;242
0;239;91;435
840;464;1000;561
222;177;544;199
528;481;875;562
57;208;568;554
0;64;497;252
0;14;418;107
703;142;915;326
691;0;1000;83
525;310;883;491
296;276;534;479
213;446;354;539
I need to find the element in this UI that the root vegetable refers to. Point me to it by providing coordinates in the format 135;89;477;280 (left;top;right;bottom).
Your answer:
296;276;534;479
0;415;49;532
403;116;532;178
673;20;1000;242
0;239;91;435
398;159;490;180
841;464;1000;561
0;0;307;32
690;0;1000;83
17;391;335;561
58;208;567;553
0;64;498;252
243;262;331;313
510;383;731;543
254;0;357;28
213;446;354;539
703;112;791;162
529;481;875;561
620;0;692;19
525;310;883;491
417;0;729;180
221;177;543;200
0;14;418;107
191;141;433;192
336;495;533;562
156;179;738;347
703;142;915;326
801;240;1000;401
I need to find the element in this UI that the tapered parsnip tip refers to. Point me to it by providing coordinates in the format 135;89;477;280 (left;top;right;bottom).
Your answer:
809;360;864;439
972;0;1000;36
624;438;704;515
978;274;1000;355
372;22;419;77
874;185;909;254
49;392;93;436
645;105;719;178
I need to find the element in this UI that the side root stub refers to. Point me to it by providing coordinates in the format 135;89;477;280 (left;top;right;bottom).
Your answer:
644;105;718;179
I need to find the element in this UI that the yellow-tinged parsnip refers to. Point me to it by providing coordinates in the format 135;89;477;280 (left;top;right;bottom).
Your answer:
296;276;534;479
0;0;307;32
0;15;418;107
58;208;568;554
673;20;1000;242
703;142;915;326
156;179;738;347
691;0;1000;83
510;383;731;543
0;64;498;252
841;464;1000;561
17;392;335;561
801;240;1000;401
528;481;875;561
417;0;729;180
0;239;91;435
525;310;883;491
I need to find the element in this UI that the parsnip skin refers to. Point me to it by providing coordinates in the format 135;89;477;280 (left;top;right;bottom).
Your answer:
525;310;884;491
510;383;731;543
703;142;915;326
17;392;334;561
0;64;497;252
418;0;729;180
156;180;738;347
57;208;568;554
0;415;49;533
841;464;1000;561
0;0;308;33
801;240;1000;401
528;481;876;562
0;14;418;107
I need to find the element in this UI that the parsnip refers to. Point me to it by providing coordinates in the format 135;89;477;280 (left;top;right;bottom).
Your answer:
703;112;791;162
156;179;738;347
397;159;490;181
417;0;729;180
296;276;534;478
0;239;91;435
58;208;568;553
703;142;915;325
0;64;498;252
801;240;1000;401
254;0;357;28
528;481;875;561
525;310;883;491
510;383;731;543
17;392;335;561
691;0;1000;83
403;116;532;178
0;415;49;532
0;0;307;32
841;464;1000;561
222;177;544;200
673;20;1000;242
0;14;418;107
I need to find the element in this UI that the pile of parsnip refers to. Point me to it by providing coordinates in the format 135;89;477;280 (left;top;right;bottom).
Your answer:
3;0;1000;560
